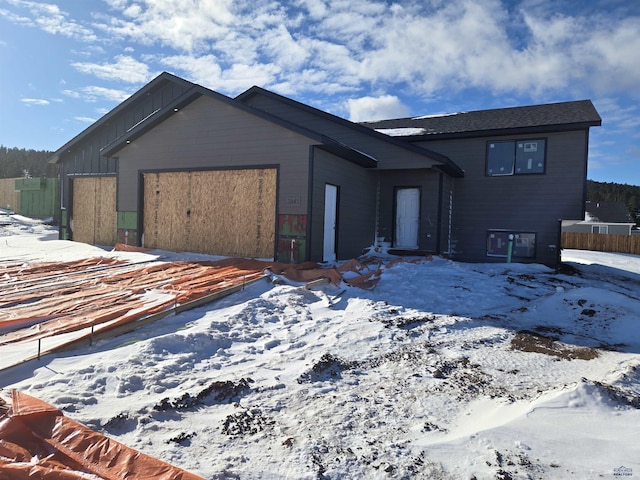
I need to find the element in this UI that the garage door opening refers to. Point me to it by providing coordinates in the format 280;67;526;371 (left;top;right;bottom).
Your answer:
142;168;277;258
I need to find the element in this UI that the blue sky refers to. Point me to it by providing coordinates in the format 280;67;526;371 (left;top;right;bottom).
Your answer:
1;0;639;185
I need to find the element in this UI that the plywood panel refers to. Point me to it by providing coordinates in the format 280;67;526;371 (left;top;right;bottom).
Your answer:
73;177;117;246
0;178;20;212
143;169;277;258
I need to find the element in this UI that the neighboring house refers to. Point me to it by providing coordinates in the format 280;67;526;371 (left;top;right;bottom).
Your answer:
563;201;635;235
49;72;601;267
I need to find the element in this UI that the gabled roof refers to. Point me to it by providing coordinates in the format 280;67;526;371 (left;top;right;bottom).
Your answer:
236;86;465;177
49;72;196;164
361;100;602;140
585;201;633;224
50;72;376;168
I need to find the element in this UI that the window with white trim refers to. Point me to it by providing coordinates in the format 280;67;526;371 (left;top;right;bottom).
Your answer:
592;225;608;234
487;139;546;176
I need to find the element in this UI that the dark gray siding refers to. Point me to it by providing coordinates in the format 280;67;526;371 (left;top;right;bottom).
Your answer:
56;79;189;209
310;148;377;261
116;95;315;214
439;173;455;255
243;94;442;170
416;130;589;265
377;170;442;252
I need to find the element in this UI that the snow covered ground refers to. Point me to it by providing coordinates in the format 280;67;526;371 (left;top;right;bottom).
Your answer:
1;213;639;479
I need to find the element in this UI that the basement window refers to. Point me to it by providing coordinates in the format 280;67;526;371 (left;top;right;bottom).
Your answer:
486;231;536;258
487;139;546;176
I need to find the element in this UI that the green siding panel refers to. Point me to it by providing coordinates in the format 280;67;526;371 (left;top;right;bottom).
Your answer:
16;178;59;217
117;211;138;230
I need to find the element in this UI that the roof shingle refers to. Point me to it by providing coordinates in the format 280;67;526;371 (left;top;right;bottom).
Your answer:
361;100;602;138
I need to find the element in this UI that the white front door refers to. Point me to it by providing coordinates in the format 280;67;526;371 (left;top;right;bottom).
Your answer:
395;188;420;249
323;184;338;262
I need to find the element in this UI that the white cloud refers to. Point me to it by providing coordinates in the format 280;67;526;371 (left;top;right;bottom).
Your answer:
21;98;50;106
63;85;129;103
346;95;409;122
97;0;237;53
79;86;132;103
71;55;152;83
74;116;97;123
61;90;81;99
3;0;96;41
5;0;640;113
160;54;279;94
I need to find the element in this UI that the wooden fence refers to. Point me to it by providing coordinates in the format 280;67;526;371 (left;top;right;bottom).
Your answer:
562;232;640;255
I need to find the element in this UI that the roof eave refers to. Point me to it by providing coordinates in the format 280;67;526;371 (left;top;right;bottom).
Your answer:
49;72;196;164
316;138;377;168
236;86;464;177
100;88;205;157
394;121;602;143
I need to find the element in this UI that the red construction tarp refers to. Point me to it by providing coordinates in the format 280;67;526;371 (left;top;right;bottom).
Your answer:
0;390;203;479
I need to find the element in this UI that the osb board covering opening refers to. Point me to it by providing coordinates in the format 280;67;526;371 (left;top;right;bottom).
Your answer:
72;176;117;246
0;178;20;211
143;169;277;258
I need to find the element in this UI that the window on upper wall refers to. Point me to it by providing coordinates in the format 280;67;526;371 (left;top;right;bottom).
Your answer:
486;231;537;258
592;225;608;234
486;139;546;176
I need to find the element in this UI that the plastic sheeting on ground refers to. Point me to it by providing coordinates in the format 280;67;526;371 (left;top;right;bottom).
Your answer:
0;389;203;480
0;253;381;367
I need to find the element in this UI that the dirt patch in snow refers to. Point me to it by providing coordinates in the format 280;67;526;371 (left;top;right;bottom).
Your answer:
510;330;599;360
222;407;274;436
153;378;253;411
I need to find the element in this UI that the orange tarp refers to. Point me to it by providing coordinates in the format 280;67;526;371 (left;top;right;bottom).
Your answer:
0;255;380;355
0;390;203;479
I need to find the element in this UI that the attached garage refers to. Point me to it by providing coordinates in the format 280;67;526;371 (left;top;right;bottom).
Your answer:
72;176;117;246
142;168;277;258
50;72;461;264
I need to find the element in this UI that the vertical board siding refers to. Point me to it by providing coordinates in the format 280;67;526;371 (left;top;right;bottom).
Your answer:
72;177;117;246
58;78;189;208
143;169;277;258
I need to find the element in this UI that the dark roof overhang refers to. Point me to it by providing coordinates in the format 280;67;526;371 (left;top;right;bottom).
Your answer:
49;72;195;164
316;137;377;168
100;87;205;157
400;121;602;143
236;86;464;177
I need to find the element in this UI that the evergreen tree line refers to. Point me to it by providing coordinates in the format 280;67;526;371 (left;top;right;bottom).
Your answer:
587;180;640;219
0;145;57;178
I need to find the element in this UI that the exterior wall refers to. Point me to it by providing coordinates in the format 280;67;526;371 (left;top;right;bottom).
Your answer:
438;173;455;255
310;148;377;261
377;169;443;252
117;211;139;245
115;95;318;260
416;130;590;266
15;178;59;219
56;78;188;211
116;95;312;215
242;94;442;170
